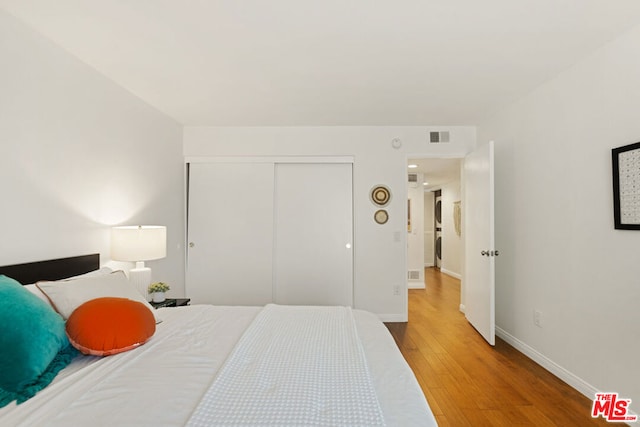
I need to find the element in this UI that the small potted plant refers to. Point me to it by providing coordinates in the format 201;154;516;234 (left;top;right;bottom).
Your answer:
148;282;170;303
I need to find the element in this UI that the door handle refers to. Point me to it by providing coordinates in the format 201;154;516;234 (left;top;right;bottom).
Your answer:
189;242;195;248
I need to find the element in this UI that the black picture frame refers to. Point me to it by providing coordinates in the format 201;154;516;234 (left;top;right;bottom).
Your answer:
612;141;640;230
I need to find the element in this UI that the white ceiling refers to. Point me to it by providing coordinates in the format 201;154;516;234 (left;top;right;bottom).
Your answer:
408;158;461;191
3;1;640;126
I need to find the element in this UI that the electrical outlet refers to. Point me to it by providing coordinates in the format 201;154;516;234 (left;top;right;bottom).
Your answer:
393;285;401;296
534;309;542;328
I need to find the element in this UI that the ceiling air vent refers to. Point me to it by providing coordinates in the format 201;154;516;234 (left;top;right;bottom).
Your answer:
429;131;450;143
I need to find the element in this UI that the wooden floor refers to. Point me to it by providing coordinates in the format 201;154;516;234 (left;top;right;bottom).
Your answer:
385;267;607;427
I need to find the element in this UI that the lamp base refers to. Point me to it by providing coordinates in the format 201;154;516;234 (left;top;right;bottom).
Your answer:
129;262;152;301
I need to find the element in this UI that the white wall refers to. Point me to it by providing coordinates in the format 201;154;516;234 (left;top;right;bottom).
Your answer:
184;126;476;320
478;24;640;411
0;9;185;296
407;173;425;288
440;178;462;279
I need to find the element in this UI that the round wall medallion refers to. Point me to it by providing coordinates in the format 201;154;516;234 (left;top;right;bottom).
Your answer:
370;185;391;207
374;209;389;225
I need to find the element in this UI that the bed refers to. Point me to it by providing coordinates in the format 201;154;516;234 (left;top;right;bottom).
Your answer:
0;254;437;426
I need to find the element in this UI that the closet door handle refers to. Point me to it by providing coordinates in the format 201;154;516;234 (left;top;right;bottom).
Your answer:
189;242;195;248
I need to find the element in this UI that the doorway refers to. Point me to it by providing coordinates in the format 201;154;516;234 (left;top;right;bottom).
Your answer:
407;141;497;347
406;158;462;291
434;189;442;269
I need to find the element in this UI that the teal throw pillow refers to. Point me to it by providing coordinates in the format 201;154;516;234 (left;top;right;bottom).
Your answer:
0;275;77;407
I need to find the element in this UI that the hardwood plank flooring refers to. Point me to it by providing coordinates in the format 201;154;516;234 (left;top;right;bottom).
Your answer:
385;267;607;426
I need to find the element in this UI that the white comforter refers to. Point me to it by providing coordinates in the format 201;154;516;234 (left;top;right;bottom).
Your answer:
0;305;437;427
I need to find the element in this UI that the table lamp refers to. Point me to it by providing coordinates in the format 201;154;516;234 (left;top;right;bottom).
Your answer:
111;225;166;300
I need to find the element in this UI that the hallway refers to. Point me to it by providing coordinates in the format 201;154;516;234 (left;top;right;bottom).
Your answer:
385;268;606;426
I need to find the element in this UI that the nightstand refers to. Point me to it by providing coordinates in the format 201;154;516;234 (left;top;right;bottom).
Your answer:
149;298;191;309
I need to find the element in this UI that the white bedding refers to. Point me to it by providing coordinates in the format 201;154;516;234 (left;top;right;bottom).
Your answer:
0;305;436;427
188;305;385;426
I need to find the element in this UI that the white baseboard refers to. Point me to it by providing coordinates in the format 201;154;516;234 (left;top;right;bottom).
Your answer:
497;331;639;420
408;282;425;289
459;304;465;313
440;268;461;280
424;262;434;268
378;313;408;322
495;326;598;401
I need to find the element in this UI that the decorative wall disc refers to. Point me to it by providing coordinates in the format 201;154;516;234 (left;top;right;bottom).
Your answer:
374;209;389;224
370;185;391;207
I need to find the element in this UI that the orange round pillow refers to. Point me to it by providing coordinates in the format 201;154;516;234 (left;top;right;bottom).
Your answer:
66;297;156;356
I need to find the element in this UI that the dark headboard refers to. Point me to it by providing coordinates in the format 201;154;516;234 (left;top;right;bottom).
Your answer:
0;254;100;285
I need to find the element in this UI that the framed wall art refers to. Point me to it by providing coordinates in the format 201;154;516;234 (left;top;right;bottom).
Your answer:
612;141;640;230
453;201;461;236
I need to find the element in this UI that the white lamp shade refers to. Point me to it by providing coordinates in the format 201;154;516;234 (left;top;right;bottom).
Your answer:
111;226;167;262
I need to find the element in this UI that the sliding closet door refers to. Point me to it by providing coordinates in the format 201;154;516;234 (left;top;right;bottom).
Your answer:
186;162;274;305
273;163;353;306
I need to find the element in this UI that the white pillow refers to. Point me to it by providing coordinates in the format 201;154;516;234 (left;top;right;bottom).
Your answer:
24;267;113;307
36;270;156;320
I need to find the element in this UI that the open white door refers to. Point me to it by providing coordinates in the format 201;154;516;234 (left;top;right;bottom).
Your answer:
463;141;496;345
